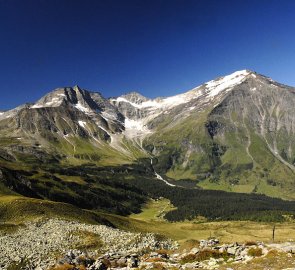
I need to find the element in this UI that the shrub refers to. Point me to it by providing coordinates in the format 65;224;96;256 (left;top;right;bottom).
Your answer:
248;247;263;257
180;253;197;264
196;249;229;261
178;239;200;252
245;240;257;246
145;258;164;263
156;249;169;255
266;249;279;258
72;230;103;250
50;264;75;270
180;248;233;263
7;259;32;270
101;259;111;268
50;263;88;270
150;262;167;270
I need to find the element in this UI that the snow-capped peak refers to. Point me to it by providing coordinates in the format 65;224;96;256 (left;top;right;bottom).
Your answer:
120;92;149;104
112;70;251;112
111;70;253;140
205;70;250;98
30;86;96;114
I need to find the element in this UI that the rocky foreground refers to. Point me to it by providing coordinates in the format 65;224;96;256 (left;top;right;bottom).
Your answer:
1;219;295;270
0;218;176;269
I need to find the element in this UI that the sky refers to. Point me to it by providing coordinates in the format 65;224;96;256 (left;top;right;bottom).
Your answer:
0;0;295;110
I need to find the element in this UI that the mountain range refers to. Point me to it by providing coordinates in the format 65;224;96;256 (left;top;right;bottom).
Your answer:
2;70;295;222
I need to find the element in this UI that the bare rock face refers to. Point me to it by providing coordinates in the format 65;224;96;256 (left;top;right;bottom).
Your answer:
110;92;154;120
206;73;295;173
120;92;149;104
0;85;126;161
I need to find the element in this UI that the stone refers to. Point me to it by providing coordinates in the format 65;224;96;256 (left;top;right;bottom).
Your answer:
183;262;199;269
0;218;175;270
127;257;138;268
208;258;218;266
190;247;200;254
227;247;238;255
88;260;108;270
116;258;127;266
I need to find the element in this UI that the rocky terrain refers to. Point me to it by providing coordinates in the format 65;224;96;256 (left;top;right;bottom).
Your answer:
51;238;295;270
2;218;295;270
0;218;176;270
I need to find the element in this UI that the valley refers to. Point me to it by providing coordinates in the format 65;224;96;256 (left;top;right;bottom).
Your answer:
2;70;295;268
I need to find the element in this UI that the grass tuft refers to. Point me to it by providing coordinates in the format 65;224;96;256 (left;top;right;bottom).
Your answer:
248;247;263;257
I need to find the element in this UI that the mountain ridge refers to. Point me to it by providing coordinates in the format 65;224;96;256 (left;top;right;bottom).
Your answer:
2;69;295;201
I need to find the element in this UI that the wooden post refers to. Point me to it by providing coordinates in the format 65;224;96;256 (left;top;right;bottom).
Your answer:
272;225;276;242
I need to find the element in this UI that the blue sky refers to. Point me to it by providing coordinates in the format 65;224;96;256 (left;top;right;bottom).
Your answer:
0;0;295;110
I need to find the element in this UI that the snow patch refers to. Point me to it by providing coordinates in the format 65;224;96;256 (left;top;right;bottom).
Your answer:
206;70;250;98
31;104;43;108
74;102;92;113
125;118;148;131
78;121;87;129
114;97;143;108
0;111;14;120
44;97;61;106
112;91;202;111
101;111;117;121
124;118;153;139
32;96;64;108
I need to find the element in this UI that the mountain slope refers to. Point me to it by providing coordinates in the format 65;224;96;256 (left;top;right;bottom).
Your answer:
0;85;147;166
142;71;295;199
1;70;295;202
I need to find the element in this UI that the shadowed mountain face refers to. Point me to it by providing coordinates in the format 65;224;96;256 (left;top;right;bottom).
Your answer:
2;70;295;199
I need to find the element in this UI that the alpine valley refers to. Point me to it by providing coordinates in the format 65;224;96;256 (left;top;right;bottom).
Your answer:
4;70;295;269
3;70;295;223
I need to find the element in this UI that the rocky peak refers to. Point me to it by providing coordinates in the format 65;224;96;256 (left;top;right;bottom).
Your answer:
119;92;149;104
30;86;99;114
73;84;82;92
31;87;70;108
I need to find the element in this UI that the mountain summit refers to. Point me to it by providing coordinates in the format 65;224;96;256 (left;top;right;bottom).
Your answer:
1;70;295;199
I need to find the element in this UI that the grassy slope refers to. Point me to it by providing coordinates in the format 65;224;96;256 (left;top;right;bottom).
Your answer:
145;107;295;200
0;195;111;225
129;198;176;221
146;110;214;180
219;252;295;270
197;131;295;200
2;194;295;245
126;198;295;244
